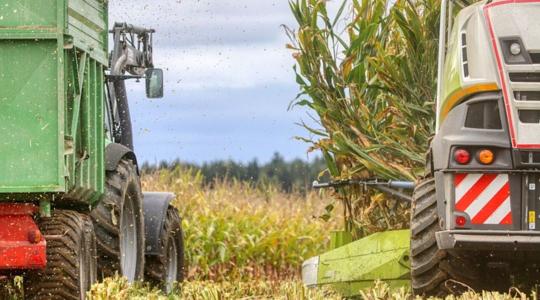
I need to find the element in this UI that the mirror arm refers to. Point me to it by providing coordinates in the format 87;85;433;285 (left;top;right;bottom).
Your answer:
106;74;144;81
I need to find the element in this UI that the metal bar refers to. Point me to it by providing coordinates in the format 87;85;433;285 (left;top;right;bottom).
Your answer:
57;0;67;191
444;169;540;174
39;200;51;218
372;186;412;202
312;179;415;202
112;22;155;34
106;74;144;81
70;51;87;137
435;0;448;132
388;180;416;190
313;179;416;190
0;32;58;39
448;1;454;44
312;181;342;189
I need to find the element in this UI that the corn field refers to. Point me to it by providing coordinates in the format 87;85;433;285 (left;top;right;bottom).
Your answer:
0;169;535;299
0;169;338;299
141;167;340;281
286;0;440;234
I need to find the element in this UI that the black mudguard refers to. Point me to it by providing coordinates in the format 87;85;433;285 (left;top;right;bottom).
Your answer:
143;192;176;256
105;143;138;172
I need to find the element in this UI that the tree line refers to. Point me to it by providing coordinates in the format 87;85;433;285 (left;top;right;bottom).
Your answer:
141;153;328;193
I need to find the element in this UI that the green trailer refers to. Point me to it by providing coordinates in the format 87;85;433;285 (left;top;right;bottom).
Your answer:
0;1;184;298
0;0;107;203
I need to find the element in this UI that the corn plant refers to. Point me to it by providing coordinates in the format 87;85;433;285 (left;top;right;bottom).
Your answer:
287;0;440;234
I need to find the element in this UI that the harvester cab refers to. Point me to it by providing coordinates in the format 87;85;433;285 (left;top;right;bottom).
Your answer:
0;1;182;298
302;0;540;297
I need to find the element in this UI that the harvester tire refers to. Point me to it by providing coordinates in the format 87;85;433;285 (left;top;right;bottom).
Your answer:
144;206;185;292
24;210;97;300
90;158;145;282
411;176;481;296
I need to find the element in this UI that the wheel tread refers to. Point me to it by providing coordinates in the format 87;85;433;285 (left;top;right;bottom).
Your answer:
90;158;145;280
144;206;185;290
411;176;481;296
25;210;96;300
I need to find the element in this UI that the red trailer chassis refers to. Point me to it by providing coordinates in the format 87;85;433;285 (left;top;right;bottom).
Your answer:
0;204;46;270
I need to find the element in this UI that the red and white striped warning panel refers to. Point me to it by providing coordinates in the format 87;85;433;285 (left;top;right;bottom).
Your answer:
454;173;512;225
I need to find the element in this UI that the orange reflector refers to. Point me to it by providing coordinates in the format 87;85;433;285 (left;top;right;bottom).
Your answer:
27;230;42;244
477;149;495;165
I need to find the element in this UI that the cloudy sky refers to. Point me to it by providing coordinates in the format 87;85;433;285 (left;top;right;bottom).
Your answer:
109;1;328;164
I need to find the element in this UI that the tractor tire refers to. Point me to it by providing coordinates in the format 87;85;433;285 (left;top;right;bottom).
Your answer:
411;176;481;296
24;210;97;300
90;158;145;282
144;206;185;292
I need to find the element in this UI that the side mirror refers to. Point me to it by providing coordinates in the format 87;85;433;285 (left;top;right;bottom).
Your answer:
145;68;164;99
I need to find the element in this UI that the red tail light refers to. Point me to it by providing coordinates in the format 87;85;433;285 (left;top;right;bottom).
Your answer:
455;216;467;227
454;149;471;165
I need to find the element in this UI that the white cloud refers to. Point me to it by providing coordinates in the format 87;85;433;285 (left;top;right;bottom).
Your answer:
126;42;295;92
112;0;297;91
155;43;294;90
110;0;294;46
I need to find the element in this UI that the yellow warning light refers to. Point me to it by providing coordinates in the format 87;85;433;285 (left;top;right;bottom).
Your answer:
477;149;495;165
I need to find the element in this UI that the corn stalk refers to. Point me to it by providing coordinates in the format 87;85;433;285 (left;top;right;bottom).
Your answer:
287;0;440;234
